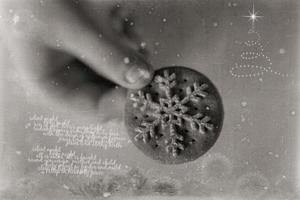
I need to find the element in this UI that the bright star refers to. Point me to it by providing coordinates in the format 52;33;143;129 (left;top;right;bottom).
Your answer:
243;4;263;28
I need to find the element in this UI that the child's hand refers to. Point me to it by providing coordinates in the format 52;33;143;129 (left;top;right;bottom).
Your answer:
0;0;153;119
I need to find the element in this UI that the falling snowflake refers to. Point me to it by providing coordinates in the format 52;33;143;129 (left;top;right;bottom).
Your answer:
290;110;296;116
129;70;214;157
279;48;286;54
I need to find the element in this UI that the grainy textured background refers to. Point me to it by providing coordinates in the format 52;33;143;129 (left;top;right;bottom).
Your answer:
0;0;299;199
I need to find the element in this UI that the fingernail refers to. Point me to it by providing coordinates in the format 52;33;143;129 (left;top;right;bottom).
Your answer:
125;65;151;84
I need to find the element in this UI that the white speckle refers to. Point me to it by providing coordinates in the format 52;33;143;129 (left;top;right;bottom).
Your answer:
282;175;287;179
229;22;233;26
123;57;130;64
63;184;70;190
103;192;111;198
115;86;119;89
154;50;158;55
111;99;115;103
130;21;134;26
264;186;269;190
259;77;263;82
268;151;273;155
55;39;62;47
25;123;31;128
213;22;218;27
275;154;279;158
291;110;296;116
12;14;20;25
279;48;286;54
162;18;167;23
15;151;21;155
241;115;246;122
140;42;147;49
154;42;160;46
9;9;13;14
228;2;238;7
98;34;102;38
176;53;181;57
241;101;247;107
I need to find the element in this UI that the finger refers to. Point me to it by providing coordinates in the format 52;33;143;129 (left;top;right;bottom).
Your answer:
47;59;128;121
2;0;154;89
46;2;154;89
46;59;128;121
7;41;127;119
61;24;153;90
109;6;149;57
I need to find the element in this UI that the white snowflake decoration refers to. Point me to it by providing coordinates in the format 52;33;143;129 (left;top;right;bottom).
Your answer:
130;70;214;157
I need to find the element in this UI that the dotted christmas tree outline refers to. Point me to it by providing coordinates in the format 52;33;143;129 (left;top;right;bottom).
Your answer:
230;30;289;79
129;70;213;157
230;4;289;79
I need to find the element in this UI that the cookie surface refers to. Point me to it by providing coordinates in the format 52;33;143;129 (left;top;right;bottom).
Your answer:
125;66;224;164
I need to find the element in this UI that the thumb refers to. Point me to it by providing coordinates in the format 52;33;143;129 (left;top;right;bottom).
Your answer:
61;31;154;89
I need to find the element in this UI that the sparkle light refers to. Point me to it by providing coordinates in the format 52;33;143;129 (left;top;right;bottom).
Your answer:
243;4;263;30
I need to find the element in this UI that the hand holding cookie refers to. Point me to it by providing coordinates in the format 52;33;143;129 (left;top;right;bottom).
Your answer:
0;0;153;119
125;67;224;164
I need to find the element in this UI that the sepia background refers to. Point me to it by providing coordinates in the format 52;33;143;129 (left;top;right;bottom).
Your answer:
0;0;299;199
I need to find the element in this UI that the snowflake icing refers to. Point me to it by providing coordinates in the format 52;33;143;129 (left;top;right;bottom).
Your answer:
130;70;214;157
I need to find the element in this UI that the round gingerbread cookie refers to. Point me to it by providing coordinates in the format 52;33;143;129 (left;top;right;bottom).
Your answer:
125;66;224;164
